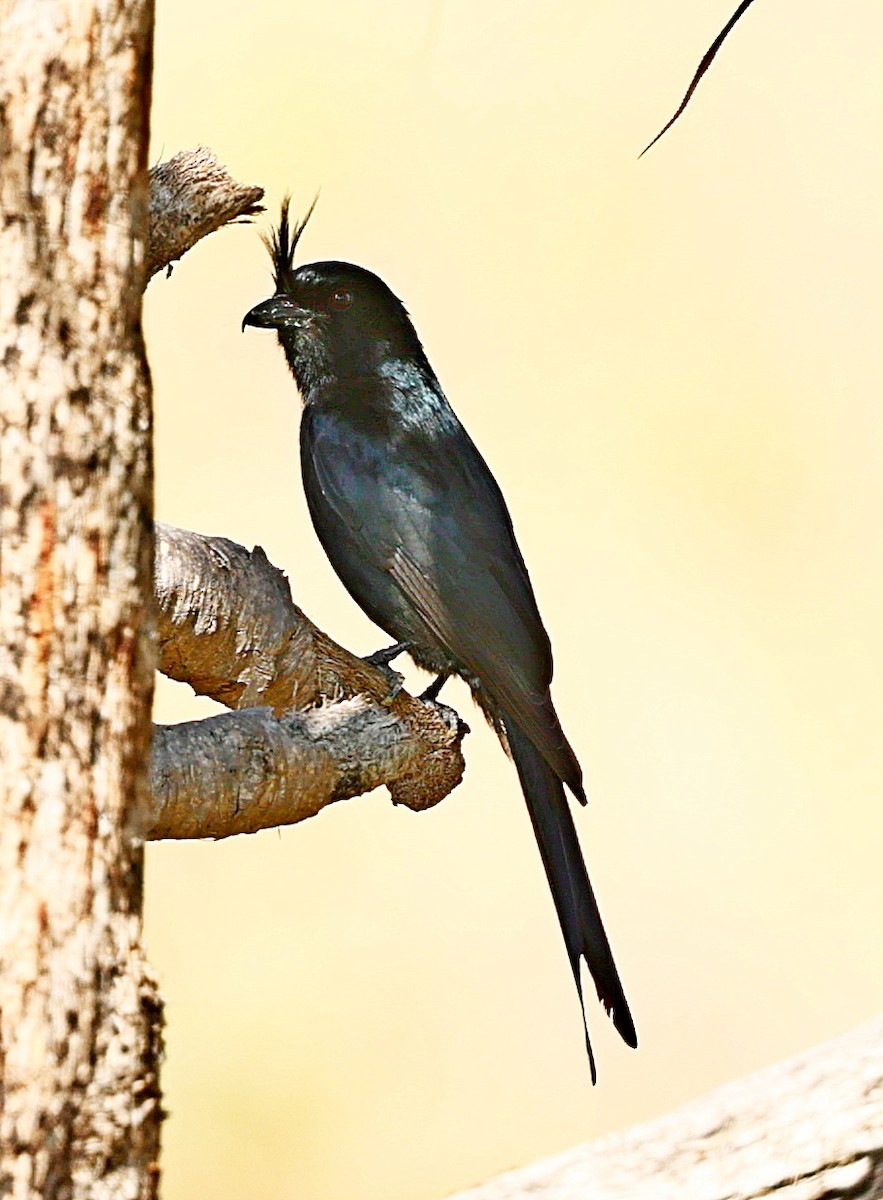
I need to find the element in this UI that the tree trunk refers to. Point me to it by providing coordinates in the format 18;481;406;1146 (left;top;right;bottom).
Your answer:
0;1;161;1197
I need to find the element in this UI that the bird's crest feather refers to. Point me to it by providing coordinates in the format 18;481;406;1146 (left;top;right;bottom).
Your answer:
263;196;318;291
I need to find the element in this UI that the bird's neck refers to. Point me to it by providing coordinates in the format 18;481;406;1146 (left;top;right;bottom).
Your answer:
296;348;435;403
298;354;458;442
284;335;395;397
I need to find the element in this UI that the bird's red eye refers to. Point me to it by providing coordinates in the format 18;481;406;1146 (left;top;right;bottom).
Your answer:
329;289;352;311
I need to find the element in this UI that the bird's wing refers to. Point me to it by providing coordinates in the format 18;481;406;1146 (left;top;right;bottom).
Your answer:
303;401;582;793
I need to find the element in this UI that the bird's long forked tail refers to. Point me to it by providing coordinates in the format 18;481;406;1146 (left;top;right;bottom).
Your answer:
506;720;637;1082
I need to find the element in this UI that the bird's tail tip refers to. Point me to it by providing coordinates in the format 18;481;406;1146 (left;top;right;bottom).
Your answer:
586;951;638;1049
607;996;639;1049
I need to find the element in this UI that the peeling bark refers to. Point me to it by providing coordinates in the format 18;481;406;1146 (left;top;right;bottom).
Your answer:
0;1;160;1197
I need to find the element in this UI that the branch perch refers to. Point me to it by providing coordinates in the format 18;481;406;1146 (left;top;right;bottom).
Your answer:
149;696;463;839
152;522;468;838
155;520;415;714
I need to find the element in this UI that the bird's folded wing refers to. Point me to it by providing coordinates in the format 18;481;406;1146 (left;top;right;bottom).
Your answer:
306;408;582;793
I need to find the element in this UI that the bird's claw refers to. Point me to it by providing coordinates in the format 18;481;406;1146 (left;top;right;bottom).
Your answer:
364;640;412;669
363;642;411;705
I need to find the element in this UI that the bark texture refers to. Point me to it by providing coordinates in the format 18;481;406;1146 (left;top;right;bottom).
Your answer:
0;2;160;1197
151;522;467;836
447;1016;883;1200
146;147;263;281
149;696;464;839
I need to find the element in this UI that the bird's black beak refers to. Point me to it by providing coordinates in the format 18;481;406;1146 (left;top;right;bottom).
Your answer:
241;294;308;333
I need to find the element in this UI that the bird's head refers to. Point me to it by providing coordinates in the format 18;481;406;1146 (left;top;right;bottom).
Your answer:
243;200;424;394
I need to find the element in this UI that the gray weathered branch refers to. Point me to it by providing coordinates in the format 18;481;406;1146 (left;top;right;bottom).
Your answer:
149;696;463;839
152;521;468;837
147;146;264;280
446;1016;883;1200
155;520;407;714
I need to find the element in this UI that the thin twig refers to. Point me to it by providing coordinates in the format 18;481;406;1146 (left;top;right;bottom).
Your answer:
639;0;759;158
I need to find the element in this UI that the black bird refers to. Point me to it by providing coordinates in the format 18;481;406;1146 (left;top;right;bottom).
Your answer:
243;204;636;1079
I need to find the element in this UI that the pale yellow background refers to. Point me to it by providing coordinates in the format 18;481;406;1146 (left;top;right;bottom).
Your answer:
145;3;883;1198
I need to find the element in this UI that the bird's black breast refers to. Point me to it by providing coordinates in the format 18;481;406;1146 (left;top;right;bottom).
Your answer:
299;392;455;669
299;376;554;689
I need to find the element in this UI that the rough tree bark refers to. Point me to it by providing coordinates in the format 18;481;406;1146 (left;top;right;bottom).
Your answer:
0;1;158;1197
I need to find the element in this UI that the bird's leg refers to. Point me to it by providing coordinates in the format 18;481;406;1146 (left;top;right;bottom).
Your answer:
363;640;412;668
420;674;447;702
363;641;412;705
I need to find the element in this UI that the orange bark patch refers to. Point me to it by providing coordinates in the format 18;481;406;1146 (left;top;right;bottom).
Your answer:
26;497;57;742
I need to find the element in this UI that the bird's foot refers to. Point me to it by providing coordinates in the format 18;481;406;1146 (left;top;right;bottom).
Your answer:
364;641;412;705
364;641;412;669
